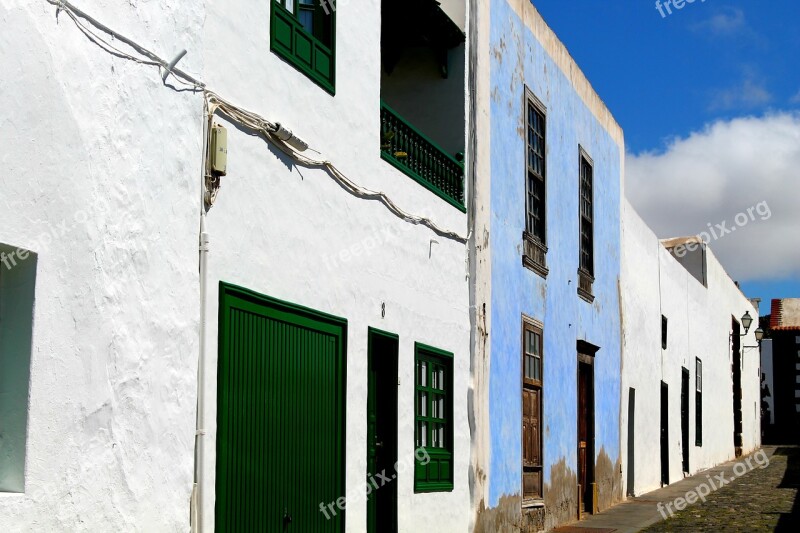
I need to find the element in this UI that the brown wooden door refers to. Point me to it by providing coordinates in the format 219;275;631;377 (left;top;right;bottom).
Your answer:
577;360;594;514
522;388;542;498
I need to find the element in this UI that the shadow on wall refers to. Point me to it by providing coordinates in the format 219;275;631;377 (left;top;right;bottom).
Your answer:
0;243;37;493
776;447;800;531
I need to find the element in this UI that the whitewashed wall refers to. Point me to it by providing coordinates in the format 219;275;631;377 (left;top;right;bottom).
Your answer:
621;200;761;497
2;0;471;531
201;1;471;532
0;0;203;531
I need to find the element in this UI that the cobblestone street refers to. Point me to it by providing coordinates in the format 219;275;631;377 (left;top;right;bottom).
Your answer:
560;447;800;533
644;446;800;532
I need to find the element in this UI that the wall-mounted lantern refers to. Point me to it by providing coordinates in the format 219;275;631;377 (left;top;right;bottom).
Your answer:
735;310;764;349
741;311;753;333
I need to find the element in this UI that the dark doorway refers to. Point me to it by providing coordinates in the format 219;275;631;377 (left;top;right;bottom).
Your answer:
681;368;690;474
577;357;595;515
732;318;743;457
660;381;669;486
627;388;636;497
367;329;398;533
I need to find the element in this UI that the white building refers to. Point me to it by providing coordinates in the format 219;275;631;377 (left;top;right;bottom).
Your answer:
620;201;761;497
0;1;471;531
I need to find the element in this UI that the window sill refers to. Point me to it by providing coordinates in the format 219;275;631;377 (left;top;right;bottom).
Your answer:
578;288;595;303
577;269;595;303
522;233;548;278
414;482;454;493
522;499;545;509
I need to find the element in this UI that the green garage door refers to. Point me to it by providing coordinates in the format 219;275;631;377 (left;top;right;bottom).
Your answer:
216;283;346;532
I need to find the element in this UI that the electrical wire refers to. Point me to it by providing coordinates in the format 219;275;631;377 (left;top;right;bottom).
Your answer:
47;0;205;88
46;0;467;244
205;92;468;243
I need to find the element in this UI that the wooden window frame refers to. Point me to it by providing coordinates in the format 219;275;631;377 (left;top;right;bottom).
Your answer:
522;317;544;504
414;343;454;493
271;0;336;94
695;357;703;446
522;88;548;278
577;146;595;302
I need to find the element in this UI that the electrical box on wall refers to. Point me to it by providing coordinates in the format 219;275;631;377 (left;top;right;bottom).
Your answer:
210;124;228;176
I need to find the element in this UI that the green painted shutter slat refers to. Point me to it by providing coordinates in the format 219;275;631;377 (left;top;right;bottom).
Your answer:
216;283;346;532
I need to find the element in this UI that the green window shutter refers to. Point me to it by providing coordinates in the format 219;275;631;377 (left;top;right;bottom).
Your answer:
271;0;336;94
216;283;347;532
413;342;454;493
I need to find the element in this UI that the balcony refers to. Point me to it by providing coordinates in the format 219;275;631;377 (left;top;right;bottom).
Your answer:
381;0;466;212
381;102;465;211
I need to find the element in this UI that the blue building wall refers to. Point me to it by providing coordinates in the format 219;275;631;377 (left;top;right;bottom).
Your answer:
486;0;623;526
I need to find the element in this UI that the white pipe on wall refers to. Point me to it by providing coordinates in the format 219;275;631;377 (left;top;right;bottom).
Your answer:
193;105;212;533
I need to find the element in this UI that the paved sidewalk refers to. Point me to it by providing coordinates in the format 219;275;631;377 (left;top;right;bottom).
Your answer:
554;446;799;533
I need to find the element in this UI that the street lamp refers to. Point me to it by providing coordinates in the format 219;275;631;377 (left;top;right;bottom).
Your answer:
741;311;753;333
733;310;765;349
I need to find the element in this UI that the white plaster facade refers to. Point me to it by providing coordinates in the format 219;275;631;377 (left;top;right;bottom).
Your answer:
620;200;761;498
0;1;203;530
1;0;471;531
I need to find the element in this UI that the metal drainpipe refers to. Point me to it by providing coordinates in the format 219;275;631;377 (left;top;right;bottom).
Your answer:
193;103;212;533
195;213;209;532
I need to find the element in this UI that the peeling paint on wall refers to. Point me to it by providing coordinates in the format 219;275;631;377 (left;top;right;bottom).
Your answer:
595;447;623;512
475;494;546;533
543;458;578;530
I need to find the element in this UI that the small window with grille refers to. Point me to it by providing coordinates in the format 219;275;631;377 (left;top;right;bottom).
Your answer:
414;343;454;492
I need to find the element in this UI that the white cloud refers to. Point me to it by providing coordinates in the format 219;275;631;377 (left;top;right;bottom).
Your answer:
709;74;772;111
627;113;800;282
691;7;746;36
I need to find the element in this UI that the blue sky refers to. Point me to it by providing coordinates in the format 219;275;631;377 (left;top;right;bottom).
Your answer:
531;0;800;314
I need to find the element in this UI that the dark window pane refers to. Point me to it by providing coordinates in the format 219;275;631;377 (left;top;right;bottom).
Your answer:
579;155;594;274
299;10;314;33
526;101;546;242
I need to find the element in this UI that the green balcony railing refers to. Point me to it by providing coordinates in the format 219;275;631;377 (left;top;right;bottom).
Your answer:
380;102;465;212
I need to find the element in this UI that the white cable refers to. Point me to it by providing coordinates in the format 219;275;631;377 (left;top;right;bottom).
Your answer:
46;0;468;245
204;92;467;243
46;0;204;89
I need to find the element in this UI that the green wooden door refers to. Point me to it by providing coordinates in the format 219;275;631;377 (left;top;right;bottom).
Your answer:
216;283;346;532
